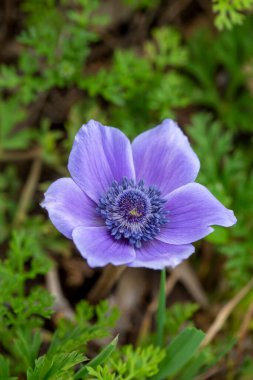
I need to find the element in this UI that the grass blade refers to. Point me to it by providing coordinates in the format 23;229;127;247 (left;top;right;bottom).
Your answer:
74;335;118;379
152;328;205;380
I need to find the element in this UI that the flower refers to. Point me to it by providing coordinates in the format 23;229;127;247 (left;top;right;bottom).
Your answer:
41;119;236;269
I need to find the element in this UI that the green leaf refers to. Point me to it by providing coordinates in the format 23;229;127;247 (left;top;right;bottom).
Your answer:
213;0;253;30
0;98;30;150
74;335;118;379
27;351;85;380
88;345;166;379
14;329;41;368
164;303;199;337
0;355;18;380
178;351;207;380
152;328;205;380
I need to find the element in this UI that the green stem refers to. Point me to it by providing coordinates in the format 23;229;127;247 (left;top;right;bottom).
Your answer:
156;268;166;347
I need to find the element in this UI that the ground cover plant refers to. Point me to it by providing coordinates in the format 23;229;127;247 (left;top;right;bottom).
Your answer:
0;0;253;379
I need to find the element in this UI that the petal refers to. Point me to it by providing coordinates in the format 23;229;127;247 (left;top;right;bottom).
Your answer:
157;183;237;245
41;178;101;239
68;120;135;203
129;239;194;269
132;119;200;196
72;226;136;267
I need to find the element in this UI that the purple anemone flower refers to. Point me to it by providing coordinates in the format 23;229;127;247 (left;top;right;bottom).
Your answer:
41;119;236;269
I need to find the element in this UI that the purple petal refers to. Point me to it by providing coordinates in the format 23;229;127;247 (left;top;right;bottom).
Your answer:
129;239;194;269
157;183;237;245
68;120;135;203
72;226;136;267
41;178;101;239
132;119;200;196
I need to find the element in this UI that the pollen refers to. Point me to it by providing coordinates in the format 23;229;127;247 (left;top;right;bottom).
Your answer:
129;208;142;217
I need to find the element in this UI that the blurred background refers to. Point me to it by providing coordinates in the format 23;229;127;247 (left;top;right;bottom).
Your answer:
0;0;253;379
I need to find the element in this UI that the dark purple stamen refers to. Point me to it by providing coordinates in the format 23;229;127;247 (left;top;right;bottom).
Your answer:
97;177;169;248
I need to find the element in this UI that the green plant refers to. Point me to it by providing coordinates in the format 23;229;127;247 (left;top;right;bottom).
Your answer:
82;27;189;137
213;0;253;29
184;19;253;132
188;113;253;288
1;1;253;378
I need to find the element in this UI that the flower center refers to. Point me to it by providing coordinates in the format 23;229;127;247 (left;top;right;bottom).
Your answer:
97;177;168;248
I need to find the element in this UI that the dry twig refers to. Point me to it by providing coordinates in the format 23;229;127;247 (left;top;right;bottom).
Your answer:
236;299;253;358
175;261;209;308
238;300;253;342
87;265;126;303
13;156;42;226
46;267;75;321
201;278;253;347
0;147;41;162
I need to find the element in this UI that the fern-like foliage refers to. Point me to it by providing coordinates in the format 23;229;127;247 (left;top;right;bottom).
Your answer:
188;113;253;288
184;18;253;132
82;27;189;137
213;0;253;29
87;345;166;380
